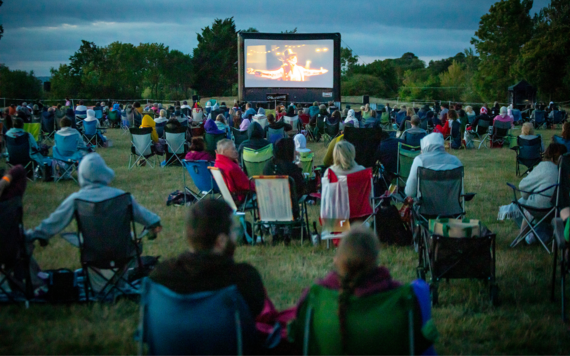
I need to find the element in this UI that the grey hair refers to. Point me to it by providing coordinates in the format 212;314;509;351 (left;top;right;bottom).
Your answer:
217;138;235;152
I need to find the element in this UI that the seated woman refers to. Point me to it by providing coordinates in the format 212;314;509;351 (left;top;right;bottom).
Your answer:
493;106;514;128
363;110;378;127
154;109;168;125
312;104;330;126
325;140;365;177
518;122;544;150
361;103;371;119
328;110;342;125
215;114;230;137
205;117;226;136
434;109;457;138
343;109;359;128
84;109;107;146
398;107;415;132
515;143;567;244
552;122;570;151
239;114;252;131
6;117;52;167
53;116;89;162
140;114;164;155
184;137;215;162
288;227;435;355
465;106;476;125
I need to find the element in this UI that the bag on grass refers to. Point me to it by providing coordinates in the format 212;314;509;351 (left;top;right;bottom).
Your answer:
375;202;413;245
45;269;79;303
429;218;481;238
166;190;195;206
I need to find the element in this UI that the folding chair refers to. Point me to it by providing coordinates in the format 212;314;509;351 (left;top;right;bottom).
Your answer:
343;126;382;169
242;144;273;178
320;168;377;247
512;136;542;177
252;116;268;130
396;143;421;193
512;109;522;124
129;128;157;169
380;112;391;130
121;117;130;136
82;120;99;149
551;217;569;322
231;127;249;147
292;280;436;355
251;175;309;244
182;160;219;203
472;118;492;149
163;127;187;167
322;121;340;146
284;115;300;135
553;135;570;152
52;133;83;183
155;121;166;139
204;132;226;158
41;114;56;143
299;151;315;178
490;120;511;147
551;110;566;128
137;279;256;356
396;111;406;127
533;110;546;129
6;135;36;181
267;127;285;144
402;131;426;148
191;109;204;124
23;122;41;142
74;193;145;301
108;110;121;128
0;197;34;304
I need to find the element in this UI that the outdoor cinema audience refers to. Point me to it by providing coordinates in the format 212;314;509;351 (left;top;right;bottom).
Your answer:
265;113;291;135
214;139;254;203
6;117;51;167
238;122;271;158
185;137;214;162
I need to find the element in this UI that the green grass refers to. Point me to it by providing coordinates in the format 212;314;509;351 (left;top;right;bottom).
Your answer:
1;127;570;354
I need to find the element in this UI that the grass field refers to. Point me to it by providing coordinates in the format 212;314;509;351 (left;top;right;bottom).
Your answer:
1;126;570;354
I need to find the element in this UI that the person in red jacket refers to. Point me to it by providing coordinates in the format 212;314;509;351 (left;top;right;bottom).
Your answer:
214;139;254;203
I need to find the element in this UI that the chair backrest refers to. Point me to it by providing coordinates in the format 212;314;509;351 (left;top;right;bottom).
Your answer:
183;160;219;193
554;153;570;210
396;111;406;125
231;127;249;147
108;110;120;122
181;107;191;116
130;127;153;156
512;109;521;122
493;120;511;137
54;132;81;158
404;131;426;148
252;176;294;222
325;121;340;137
397;143;421;186
267;127;285;144
417;166;464;217
252;117;268;129
155;121;166;138
75;193;136;264
242;144;273;178
344;127;382;168
380;112;390;124
140;279;256;355
476;118;491;135
534;110;545;124
23;123;41;141
299;151;315;177
192;109;203;123
93;107;103;119
208;167;238;211
83;120;98;136
553;110;564;124
284;116;299;133
552;135;570;152
42;115;55;133
0;197;24;268
404;120;412;130
517;136;543;161
165;127;187;154
6;134;32;166
204;133;226;156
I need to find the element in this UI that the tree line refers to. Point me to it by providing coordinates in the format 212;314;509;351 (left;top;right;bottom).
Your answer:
1;0;568;103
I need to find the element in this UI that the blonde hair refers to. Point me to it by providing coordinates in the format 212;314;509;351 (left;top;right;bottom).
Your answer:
521;122;534;136
333;141;357;171
465;106;473;114
159;109;166;117
216;114;226;124
407;107;415;117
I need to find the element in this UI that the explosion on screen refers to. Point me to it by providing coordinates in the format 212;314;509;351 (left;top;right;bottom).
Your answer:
246;48;328;82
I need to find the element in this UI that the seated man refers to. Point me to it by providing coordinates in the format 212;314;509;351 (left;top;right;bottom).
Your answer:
150;199;265;319
375;131;404;182
264;113;292;137
405;133;462;198
6;117;51;167
238;122;271;159
53;117;89;162
399;115;427;147
288;227;435;355
241;102;257;119
215;139;255;204
74;100;88;120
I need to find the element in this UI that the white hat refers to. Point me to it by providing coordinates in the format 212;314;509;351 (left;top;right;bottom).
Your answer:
85;109;96;121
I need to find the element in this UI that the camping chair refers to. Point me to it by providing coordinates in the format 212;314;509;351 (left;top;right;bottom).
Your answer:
6;135;36;181
299;151;315;178
396;143;421;193
41;114;56;143
155;122;166;139
23;123;41;142
320;168;377;247
396;111;406;127
252;116;268;130
251;175;309;244
267;127;285;144
284;116;300;135
129;127;157;169
137;279;256;356
108;110;121;127
0;197;34;304
553;135;570;152
182;160;219;204
163;127;188;167
82;120;99;149
491;120;511;148
551;110;566;128
242;144;273;178
314;116;326;142
403;131;426;148
551;217;569;322
534;110;546;129
344;127;382;169
74;193;146;301
181;107;191;117
231;127;249;147
512;109;522;124
512;136;542;176
52;133;84;183
292;280;436;355
472;117;492;149
322;121;340;146
380;112;391;130
191;109;204;124
204;132;226;158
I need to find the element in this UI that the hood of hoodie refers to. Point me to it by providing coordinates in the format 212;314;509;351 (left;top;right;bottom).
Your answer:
420;132;445;154
294;133;308;151
78;153;115;188
248;122;265;139
212;103;220;112
204;118;225;134
258;107;266;115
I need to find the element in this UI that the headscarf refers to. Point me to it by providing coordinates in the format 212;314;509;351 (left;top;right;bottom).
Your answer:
294;133;311;153
78;153;115;188
205;118;225;135
480;106;488;115
240;117;251;131
85;109;97;122
140;114;158;142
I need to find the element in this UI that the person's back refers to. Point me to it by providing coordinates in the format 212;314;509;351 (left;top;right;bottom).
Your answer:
239;122;271;157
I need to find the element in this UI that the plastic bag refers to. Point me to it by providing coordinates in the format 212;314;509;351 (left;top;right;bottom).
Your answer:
320;169;350;232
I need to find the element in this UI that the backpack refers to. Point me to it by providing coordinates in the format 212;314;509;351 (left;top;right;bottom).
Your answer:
166;190;195;206
375;202;413;246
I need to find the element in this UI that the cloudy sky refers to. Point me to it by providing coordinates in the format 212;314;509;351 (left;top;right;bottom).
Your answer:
0;0;550;76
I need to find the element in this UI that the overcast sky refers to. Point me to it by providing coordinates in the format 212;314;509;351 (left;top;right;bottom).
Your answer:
0;0;550;76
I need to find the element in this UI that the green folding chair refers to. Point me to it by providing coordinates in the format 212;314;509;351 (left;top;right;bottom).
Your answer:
204;133;226;158
23;123;41;142
242;144;273;178
299;151;315;178
397;142;421;192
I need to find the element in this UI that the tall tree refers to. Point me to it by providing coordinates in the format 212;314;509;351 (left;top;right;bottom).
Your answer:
471;0;533;101
191;18;238;96
340;47;358;76
0;65;42;99
0;0;4;41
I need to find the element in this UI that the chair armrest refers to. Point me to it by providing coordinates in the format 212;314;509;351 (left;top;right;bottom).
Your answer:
552;218;567;248
462;193;476;201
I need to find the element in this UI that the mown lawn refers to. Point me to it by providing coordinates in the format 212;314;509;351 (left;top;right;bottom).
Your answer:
1;126;569;354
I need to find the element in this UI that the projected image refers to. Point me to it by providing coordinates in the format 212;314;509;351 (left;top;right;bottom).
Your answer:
244;39;334;88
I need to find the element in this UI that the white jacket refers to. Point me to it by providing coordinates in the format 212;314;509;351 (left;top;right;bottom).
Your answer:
519;161;558;209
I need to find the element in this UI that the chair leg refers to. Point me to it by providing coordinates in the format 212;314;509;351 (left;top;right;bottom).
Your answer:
552;243;558;302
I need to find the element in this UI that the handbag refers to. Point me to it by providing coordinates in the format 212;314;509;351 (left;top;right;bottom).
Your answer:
429;218;481;238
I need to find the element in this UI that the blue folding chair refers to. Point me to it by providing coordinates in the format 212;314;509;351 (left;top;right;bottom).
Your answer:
82;120;99;149
511;109;522;124
41;114;56;142
534;110;546;128
182;160;219;204
155;121;166;139
396;111;406;127
6;135;36;181
137;279;256;356
53;133;84;183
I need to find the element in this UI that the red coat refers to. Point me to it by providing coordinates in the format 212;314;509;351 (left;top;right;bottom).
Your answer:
214;154;254;203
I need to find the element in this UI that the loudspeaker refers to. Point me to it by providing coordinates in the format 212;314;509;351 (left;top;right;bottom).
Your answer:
362;95;369;104
43;81;51;92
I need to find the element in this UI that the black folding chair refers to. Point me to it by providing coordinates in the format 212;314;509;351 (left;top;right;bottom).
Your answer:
512;136;542;177
343;126;382;169
6;135;36;181
491;120;511;147
0;197;34;304
322;121;340;146
231;127;249;147
74;194;146;301
551;217;569;322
